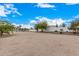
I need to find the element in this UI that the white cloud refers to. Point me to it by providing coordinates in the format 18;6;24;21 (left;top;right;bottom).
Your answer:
30;20;37;24
4;4;14;8
0;5;7;17
64;19;72;23
11;8;22;16
51;18;64;26
35;3;55;8
31;16;79;27
20;24;31;29
12;23;19;26
65;3;79;5
31;16;65;26
5;10;11;14
35;16;51;21
14;11;22;16
12;23;31;29
0;4;22;17
74;15;79;18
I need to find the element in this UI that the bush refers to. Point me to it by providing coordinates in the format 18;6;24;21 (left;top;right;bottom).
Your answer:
54;30;58;32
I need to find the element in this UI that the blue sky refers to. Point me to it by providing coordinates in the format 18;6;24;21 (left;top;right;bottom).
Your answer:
0;3;79;28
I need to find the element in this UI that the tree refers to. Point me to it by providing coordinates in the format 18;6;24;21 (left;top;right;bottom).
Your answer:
0;20;15;36
35;21;48;32
40;21;48;32
62;23;66;27
70;20;79;34
35;23;41;32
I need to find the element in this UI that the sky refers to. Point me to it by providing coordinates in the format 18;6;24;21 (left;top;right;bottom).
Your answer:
0;3;79;28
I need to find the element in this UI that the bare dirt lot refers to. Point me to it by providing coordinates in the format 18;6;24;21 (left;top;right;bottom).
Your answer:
0;32;79;56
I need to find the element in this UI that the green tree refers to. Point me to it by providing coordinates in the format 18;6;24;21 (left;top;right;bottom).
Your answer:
35;23;41;32
0;20;15;36
35;21;48;32
70;20;79;34
62;23;65;27
40;21;48;32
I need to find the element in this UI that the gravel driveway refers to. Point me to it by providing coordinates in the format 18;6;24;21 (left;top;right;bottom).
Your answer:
0;32;79;56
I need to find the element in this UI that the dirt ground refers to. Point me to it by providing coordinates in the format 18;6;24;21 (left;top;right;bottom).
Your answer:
0;32;79;56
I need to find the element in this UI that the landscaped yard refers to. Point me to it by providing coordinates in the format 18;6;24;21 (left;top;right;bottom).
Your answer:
0;32;79;56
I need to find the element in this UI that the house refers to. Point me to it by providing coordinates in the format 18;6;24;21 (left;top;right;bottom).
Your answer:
46;26;70;32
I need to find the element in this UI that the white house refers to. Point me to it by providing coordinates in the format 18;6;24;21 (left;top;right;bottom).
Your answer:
46;26;70;32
